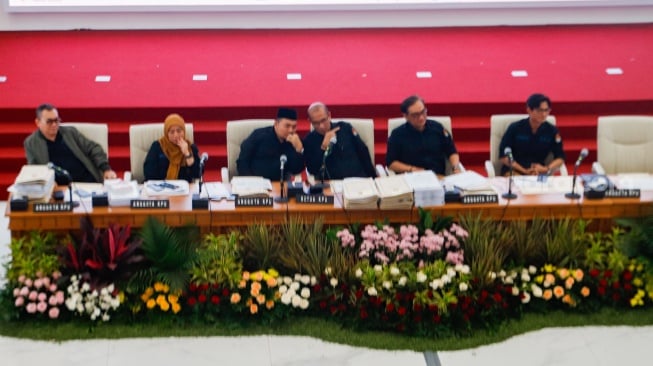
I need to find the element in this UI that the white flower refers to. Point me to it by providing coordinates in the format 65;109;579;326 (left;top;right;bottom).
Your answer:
373;265;383;273
291;295;301;308
299;298;309;310
355;268;363;278
367;287;378;296
529;265;537;275
310;276;317;286
511;286;520;296
81;282;90;292
447;268;456;278
300;275;310;285
521;273;531;282
100;287;108;297
398;276;407;287
281;293;292;305
290;282;300;291
382;281;392;290
460;265;470;274
107;284;115;293
521;292;531;304
416;272;427;283
440;274;451;285
390;266;400;276
300;287;311;299
283;276;293;286
498;270;506;278
110;298;120;309
531;284;543;298
101;313;111;322
294;274;302;281
504;276;514;285
430;279;442;290
279;285;288;294
488;271;497;280
329;278;338;288
459;282;469;292
324;267;332;276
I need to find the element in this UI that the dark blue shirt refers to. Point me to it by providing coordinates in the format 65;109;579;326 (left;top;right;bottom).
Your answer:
237;126;304;181
143;141;200;182
499;118;565;175
386;119;457;175
46;132;94;184
302;121;376;180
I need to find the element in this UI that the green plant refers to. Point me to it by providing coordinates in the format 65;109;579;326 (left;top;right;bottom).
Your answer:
5;231;62;282
130;216;200;293
240;222;282;271
417;208;453;235
458;214;509;287
505;218;548;267
615;217;653;262
190;232;243;288
59;217;146;289
544;218;587;268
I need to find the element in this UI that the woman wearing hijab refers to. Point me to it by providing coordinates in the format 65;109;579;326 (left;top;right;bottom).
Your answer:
143;113;200;182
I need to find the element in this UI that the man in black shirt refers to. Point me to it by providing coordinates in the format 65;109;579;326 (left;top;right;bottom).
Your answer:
237;108;304;181
499;93;566;176
302;102;376;180
386;95;461;176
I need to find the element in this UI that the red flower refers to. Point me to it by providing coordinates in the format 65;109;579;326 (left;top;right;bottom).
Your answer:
210;295;220;305
623;271;633;281
493;293;503;302
413;314;422;323
612;293;621;302
186;296;197;306
432;314;441;323
612;281;621;290
479;290;488;302
395;292;403;301
360;309;368;319
222;288;230;297
597;286;606;296
199;283;209;291
395;324;405;332
589;268;600;278
599;279;608;287
312;284;322;292
428;304;437;312
198;294;207;303
338;303;346;312
319;301;327;309
413;303;423;312
603;270;613;279
355;289;363;299
211;283;220;289
330;305;337;314
397;306;407;316
385;302;395;313
624;283;633;291
189;283;198;292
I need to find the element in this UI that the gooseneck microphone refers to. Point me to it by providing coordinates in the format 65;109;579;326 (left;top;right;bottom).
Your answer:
565;148;589;199
502;147;517;200
47;162;79;207
198;152;209;195
275;154;289;203
323;136;337;159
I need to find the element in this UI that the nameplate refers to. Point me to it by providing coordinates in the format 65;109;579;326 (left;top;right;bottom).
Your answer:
33;203;73;212
461;194;499;204
235;197;274;207
296;194;334;204
130;199;170;209
605;189;641;198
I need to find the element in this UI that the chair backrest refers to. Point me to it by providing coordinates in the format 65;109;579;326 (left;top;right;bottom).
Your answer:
329;118;375;165
129;123;194;183
61;122;109;155
597;115;653;174
386;116;455;174
489;114;557;176
225;119;275;179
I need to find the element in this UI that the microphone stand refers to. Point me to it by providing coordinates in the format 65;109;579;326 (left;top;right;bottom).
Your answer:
275;165;288;203
565;163;581;199
62;172;80;208
502;160;517;200
198;160;205;196
318;156;330;189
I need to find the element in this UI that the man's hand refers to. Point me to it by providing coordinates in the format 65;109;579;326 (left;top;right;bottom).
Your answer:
286;133;303;153
530;163;549;175
321;126;340;150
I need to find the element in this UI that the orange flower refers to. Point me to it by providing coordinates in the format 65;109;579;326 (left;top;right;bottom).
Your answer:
256;294;266;304
573;269;584;282
562;294;576;307
171;302;181;314
238;280;247;289
565;277;575;290
580;286;590;297
146;298;156;309
553;286;565;299
266;299;275;309
250;282;262;296
242;271;250;281
557;268;569;280
266;277;277;287
230;293;241;304
542;289;553;301
250;303;259;314
544;274;556;287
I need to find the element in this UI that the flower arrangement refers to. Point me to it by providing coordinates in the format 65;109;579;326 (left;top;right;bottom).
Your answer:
229;269;280;316
12;272;65;319
138;282;182;314
278;273;316;310
64;274;121;322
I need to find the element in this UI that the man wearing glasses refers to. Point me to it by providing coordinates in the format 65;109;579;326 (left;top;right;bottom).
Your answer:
498;93;566;176
386;95;461;176
302;102;376;180
24;103;117;184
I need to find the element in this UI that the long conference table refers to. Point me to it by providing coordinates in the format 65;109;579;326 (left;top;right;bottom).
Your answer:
5;178;653;236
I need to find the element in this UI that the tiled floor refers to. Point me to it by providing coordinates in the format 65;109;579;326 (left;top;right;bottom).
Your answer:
1;201;651;366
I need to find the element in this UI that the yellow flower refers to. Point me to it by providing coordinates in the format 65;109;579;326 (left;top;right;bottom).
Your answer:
553;286;565;299
267;268;279;277
119;291;125;304
542;289;553;301
534;275;544;284
633;278;643;287
171;302;181;314
565;277;575;290
256;294;266;305
156;294;167;306
580;286;590;297
141;287;154;302
168;294;179;304
146;299;156;309
162;284;170;293
230;293;241;304
266;299;275;310
154;282;165;292
543;264;556;273
250;303;258;314
160;301;170;312
557;268;569;280
573;269;584;282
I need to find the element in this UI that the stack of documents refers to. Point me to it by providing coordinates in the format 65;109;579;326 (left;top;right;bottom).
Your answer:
442;171;497;195
144;180;190;196
230;176;272;198
612;173;653;190
513;175;575;195
403;170;444;207
198;182;234;200
8;165;55;201
106;180;140;206
342;177;379;210
375;175;414;210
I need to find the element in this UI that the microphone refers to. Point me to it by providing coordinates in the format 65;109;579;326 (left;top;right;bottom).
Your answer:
323;136;338;158
504;147;514;162
575;148;589;167
47;162;71;177
280;154;288;170
199;152;209;166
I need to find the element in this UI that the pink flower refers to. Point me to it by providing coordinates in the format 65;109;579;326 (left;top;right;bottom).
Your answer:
48;307;59;319
19;286;29;297
52;271;62;280
26;302;37;313
34;279;43;289
13;288;19;297
42;277;51;287
38;292;47;302
55;291;65;304
28;291;38;301
18;275;26;284
24;278;33;287
48;295;58;306
15;297;25;307
49;284;57;293
36;301;48;313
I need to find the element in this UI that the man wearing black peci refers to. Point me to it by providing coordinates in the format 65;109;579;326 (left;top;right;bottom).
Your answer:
237;107;304;181
302;102;376;180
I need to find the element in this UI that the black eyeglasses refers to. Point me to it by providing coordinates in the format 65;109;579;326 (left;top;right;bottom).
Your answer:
407;108;427;119
42;117;62;125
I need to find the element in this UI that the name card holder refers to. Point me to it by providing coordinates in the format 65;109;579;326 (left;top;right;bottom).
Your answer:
130;199;170;209
296;194;334;204
33;202;73;212
235;197;274;207
605;189;641;198
461;194;499;204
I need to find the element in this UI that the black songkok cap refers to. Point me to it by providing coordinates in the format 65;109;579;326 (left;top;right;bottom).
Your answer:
276;107;297;120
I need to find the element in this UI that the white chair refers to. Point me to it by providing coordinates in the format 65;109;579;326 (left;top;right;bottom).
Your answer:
61;122;109;155
594;115;653;175
129;123;194;183
484;114;566;177
223;119;275;182
383;116;461;176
